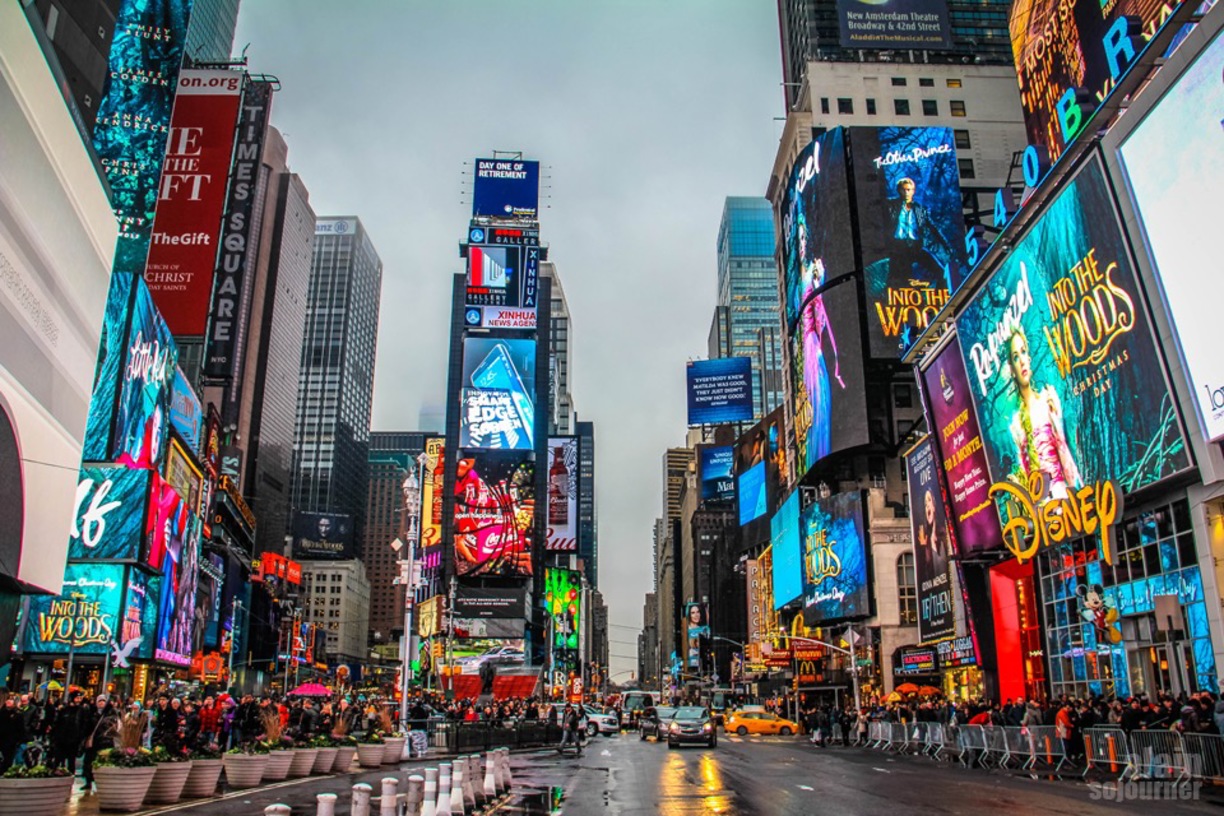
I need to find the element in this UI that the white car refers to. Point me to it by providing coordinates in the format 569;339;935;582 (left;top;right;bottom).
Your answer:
456;646;526;669
584;705;620;736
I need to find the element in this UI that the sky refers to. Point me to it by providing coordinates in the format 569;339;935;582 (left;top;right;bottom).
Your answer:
234;1;785;681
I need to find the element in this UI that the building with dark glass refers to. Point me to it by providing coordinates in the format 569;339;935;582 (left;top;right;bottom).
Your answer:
183;0;241;63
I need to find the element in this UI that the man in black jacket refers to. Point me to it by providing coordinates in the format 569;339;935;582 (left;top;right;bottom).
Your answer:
0;696;25;773
48;692;85;773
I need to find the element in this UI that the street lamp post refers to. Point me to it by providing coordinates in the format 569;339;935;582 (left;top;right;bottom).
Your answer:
398;452;426;730
779;625;863;714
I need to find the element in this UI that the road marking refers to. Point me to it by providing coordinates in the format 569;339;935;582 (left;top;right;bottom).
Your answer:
797;784;814;791
601;749;611;756
872;767;891;774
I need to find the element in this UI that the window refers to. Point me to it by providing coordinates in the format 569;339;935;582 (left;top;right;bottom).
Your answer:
898;553;918;626
954;129;971;149
922;99;938;116
950;100;967;117
946;78;962;88
837;97;854;114
891;77;907;86
894;384;913;408
866;98;877;116
958;158;976;179
919;78;935;87
821;97;830;114
894;99;910;116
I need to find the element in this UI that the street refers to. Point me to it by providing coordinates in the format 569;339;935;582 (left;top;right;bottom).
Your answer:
79;733;1221;816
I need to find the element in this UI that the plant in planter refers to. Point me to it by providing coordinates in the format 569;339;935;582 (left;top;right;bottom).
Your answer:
260;712;294;782
144;746;193;805
332;731;358;774
223;741;271;789
181;744;224;800
0;765;74;816
309;734;340;774
355;729;386;768
94;713;158;813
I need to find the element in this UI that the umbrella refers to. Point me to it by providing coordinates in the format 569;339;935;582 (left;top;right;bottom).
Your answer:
885;691;902;703
290;682;331;697
895;683;919;695
44;680;63;691
918;686;942;697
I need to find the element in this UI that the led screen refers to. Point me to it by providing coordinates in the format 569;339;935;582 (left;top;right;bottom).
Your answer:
472;158;540;219
155;510;200;666
120;567;160;661
68;465;151;561
1117;28;1224;443
955;158;1189;510
686;357;754;426
699;445;735;504
850;127;970;357
737;461;767;526
113;278;177;470
459;337;537;451
685;602;709;670
770;491;803;609
545;568;581;650
546;437;578;552
454;452;535;577
291;512;356;560
801;491;870;623
734;406;787;517
21;563;125;655
906;437;956;642
421;437;445;550
169;367;202;453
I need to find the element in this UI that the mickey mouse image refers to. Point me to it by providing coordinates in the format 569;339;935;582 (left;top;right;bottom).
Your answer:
1077;583;1122;644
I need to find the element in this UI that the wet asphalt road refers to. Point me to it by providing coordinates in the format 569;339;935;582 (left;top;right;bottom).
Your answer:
78;733;1224;815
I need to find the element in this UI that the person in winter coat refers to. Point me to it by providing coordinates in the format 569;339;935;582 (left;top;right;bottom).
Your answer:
0;696;25;773
82;696;118;792
48;693;85;773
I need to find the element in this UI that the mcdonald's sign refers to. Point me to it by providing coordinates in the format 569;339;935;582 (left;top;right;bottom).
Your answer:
796;659;818;684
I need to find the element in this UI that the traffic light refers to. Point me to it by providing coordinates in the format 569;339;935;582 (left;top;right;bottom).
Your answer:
411;659;420;673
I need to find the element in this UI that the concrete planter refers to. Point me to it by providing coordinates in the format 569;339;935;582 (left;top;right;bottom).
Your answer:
95;766;157;812
144;760;193;804
262;750;294;781
181;758;223;798
355;743;385;768
0;775;74;816
288;748;318;777
333;745;357;773
222;753;268;789
312;746;339;773
381;737;406;764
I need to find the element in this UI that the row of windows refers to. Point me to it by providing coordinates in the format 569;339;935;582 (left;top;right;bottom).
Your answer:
889;77;963;88
820;97;966;118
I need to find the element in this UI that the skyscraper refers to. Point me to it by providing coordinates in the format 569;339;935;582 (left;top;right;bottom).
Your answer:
183;0;241;63
576;419;597;587
715;197;781;420
540;262;576;435
291;217;383;543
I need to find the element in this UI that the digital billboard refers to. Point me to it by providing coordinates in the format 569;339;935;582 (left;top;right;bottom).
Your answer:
685;602;710;670
737;462;767;526
955;158;1189;514
114;279;178;470
771;490;803;609
121;567;159;661
837;0;953;48
790;276;870;479
146;472;190;571
194;549;224;653
919;334;1003;554
686;357;754;426
472;158;540;219
21;563;125;655
545;568;581;650
546;437;578;552
463;226;541;329
734;406;787;515
459;337;537;451
421;437;445;550
68;466;151;561
1008;0;1184;161
165;438;204;514
291;512;356;560
454;452;535;577
698;445;735;504
850;127;969;358
905;437;956;643
782;130;855;334
453;585;527;618
155;511;200;666
144;69;243;335
801;491;870;623
1117;28;1224;443
169;367;202;453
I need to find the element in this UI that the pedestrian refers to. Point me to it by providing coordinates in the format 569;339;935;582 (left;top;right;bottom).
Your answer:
0;695;24;773
48;691;84;773
81;695;117;792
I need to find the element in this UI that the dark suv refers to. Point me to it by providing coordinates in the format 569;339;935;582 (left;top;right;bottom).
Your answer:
638;706;676;741
666;706;717;749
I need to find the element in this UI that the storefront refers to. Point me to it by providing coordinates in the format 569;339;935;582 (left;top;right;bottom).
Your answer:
893;645;940;690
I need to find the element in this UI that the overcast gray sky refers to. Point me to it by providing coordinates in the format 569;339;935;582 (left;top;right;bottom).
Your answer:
234;1;783;680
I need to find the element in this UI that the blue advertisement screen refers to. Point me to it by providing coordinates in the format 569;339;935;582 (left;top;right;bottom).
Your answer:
472;158;540;219
460;337;537;450
699;446;735;503
154;511;200;666
801;491;870;623
771;491;802;609
22;563;125;655
69;466;151;561
837;0;952;49
737;461;767;526
687;357;754;426
169;367;203;453
113;278;178;470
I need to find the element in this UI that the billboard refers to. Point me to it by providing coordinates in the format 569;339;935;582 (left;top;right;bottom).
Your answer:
463;226;541;328
734;406;787;514
545;568;582;650
790;277;870;479
686;358;754;426
837;0;953;48
155;511;200;666
685;602;710;670
68;466;151;561
113;278;178;470
120;567;160;661
194;549;224;653
165;437;204;514
770;490;803;609
169;367;202;453
801;491;870;623
698;445;735;504
146;472;190;571
291;512;356;560
955;158;1189;514
782;131;855;334
454;452;535;577
546;437;578;552
737;462;767;526
746;559;764;643
850;127;969;358
421;437;445;550
1008;0;1183;161
905;437;956;643
1116;28;1224;443
459;337;537;451
21;563;125;655
453;585;527;618
919;334;1004;554
472;158;540;219
144;69;243;335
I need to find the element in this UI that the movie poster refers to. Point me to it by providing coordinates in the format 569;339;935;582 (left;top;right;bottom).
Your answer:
920;334;1004;554
851;127;970;357
21;563;125;655
154;511;200;666
955;158;1189;522
121;567;159;661
453;452;535;577
905;437;956;642
801;491;870;623
113;280;177;470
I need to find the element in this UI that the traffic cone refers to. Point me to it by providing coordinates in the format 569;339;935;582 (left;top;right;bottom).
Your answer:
436;764;452;814
422;767;439;816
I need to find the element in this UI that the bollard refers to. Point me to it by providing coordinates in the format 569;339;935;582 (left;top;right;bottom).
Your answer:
497;748;511;791
265;807;292;816
317;793;338;816
436;764;452;814
381;777;400;816
492;749;504;793
450;759;465;815
406;775;424;816
462;755;477;809
422;767;439;816
483;751;497;799
503;747;514;789
353;783;374;816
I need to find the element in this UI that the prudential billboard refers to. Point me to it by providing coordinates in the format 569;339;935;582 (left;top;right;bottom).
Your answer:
472;158;540;219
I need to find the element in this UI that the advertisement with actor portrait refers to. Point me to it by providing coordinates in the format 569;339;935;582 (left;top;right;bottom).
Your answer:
454;451;536;577
905;437;956;642
291;511;356;560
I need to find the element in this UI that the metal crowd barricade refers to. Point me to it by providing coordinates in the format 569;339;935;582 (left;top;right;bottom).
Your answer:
1082;726;1132;780
923;723;947;758
957;724;987;767
1181;732;1224;784
1021;725;1067;773
980;725;1010;767
1001;726;1034;768
1127;730;1190;782
888;722;909;753
868;721;889;749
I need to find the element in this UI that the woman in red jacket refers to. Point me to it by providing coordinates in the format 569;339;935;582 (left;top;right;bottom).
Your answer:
198;696;222;747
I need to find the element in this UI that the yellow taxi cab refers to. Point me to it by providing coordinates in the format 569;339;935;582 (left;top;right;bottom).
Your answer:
724;708;800;736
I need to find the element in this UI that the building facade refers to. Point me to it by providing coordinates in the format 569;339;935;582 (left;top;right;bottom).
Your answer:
298;559;371;664
183;0;241;63
540;262;576;436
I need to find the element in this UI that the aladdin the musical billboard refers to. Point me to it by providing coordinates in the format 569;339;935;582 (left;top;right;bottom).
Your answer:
905;437;956;642
454;452;535;577
801;491;870;623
